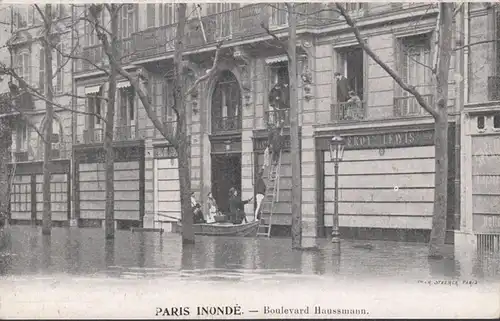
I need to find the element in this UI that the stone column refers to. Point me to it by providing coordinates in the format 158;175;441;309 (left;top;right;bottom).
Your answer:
455;112;477;262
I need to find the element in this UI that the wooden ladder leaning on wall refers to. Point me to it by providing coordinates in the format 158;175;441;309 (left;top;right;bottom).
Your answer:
257;148;283;238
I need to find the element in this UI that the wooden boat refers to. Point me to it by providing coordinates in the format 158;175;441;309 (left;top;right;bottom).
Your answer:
193;220;259;237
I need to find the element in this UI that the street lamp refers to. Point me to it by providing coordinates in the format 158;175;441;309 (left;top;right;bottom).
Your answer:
329;134;345;254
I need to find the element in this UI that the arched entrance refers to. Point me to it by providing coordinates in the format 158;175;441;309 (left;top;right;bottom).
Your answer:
210;70;242;214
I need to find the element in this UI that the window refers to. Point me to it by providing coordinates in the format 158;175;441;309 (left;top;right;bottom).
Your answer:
54;43;64;93
13;5;34;29
270;62;289;87
343;3;364;12
87;91;102;127
494;115;500;129
146;4;156;28
159;4;176;26
477;116;485;130
17;122;28;151
401;34;431;94
396;33;432;115
16;51;31;85
120;4;137;39
119;87;135;125
39;48;45;91
52;4;67;20
336;46;364;101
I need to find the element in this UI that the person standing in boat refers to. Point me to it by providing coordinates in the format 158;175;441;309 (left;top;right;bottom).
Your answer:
228;187;253;225
254;168;266;221
206;192;219;223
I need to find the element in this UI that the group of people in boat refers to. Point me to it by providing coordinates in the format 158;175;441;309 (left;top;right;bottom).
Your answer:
192;120;285;225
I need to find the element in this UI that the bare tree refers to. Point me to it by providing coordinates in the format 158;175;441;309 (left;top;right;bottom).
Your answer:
335;3;454;258
0;4;108;232
88;3;223;244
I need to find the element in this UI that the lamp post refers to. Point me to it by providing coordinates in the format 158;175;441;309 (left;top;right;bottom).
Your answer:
329;134;345;255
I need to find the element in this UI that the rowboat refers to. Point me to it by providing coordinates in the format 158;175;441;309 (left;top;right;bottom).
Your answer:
193;220;259;237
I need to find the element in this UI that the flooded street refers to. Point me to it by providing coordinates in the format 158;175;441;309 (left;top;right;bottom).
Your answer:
1;226;499;319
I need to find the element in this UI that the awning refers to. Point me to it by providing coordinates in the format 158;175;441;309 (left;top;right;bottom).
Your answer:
265;55;288;65
84;85;102;95
117;81;131;89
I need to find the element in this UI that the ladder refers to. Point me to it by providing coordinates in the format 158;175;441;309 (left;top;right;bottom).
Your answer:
257;150;282;238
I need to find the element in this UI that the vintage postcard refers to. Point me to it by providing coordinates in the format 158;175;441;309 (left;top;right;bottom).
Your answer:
0;1;499;319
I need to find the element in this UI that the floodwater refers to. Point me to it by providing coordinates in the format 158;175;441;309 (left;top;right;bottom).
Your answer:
0;226;499;319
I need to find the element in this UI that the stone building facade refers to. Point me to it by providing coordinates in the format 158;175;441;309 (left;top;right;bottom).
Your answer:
3;3;500;251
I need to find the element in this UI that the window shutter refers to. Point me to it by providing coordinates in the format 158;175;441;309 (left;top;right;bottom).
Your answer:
39;48;45;91
147;4;155;28
28;6;34;26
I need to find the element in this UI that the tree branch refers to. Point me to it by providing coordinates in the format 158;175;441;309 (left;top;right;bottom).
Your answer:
90;9;177;147
184;41;223;98
336;3;439;118
260;22;291;61
454;39;498;51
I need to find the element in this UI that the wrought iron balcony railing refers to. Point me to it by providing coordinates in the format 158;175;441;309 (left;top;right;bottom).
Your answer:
132;3;349;61
265;109;290;127
79;124;143;144
331;101;366;122
212;115;242;134
78;38;133;73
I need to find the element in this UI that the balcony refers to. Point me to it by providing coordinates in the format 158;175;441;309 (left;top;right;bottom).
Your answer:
212;115;242;134
78;38;133;73
488;76;500;101
132;3;341;61
79;125;144;144
12;146;70;163
265;109;290;127
331;101;367;122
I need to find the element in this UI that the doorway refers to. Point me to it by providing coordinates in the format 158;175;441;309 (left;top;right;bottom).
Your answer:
211;154;241;214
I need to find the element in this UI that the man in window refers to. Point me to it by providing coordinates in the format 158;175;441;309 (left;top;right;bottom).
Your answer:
334;71;350;103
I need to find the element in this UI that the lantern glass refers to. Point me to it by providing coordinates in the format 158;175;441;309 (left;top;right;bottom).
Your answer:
329;135;345;162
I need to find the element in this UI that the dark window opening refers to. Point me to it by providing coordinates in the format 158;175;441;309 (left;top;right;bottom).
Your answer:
477;116;485;130
337;47;364;100
494;115;500;129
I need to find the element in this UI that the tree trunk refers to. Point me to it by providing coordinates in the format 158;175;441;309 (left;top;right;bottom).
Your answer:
429;3;454;258
174;4;194;244
104;5;118;240
0;102;12;226
287;3;302;249
42;4;54;235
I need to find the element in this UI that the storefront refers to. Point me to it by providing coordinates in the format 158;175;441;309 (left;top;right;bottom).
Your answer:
315;124;457;242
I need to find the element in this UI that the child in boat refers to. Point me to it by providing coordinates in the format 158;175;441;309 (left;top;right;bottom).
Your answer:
206;192;219;223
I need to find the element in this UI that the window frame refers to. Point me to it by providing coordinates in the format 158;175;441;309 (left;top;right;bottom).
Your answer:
16;50;32;85
54;42;64;94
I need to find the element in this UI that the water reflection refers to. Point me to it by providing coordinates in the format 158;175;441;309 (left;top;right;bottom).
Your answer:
0;226;499;282
105;239;115;267
42;235;51;271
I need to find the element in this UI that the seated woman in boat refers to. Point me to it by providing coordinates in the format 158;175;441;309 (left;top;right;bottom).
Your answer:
228;187;253;225
191;192;205;224
206;192;219;223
